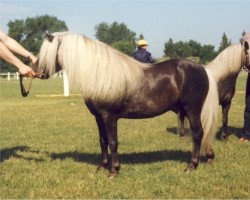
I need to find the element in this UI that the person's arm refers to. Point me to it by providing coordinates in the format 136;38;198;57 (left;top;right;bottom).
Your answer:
0;30;37;64
147;52;154;63
0;41;35;76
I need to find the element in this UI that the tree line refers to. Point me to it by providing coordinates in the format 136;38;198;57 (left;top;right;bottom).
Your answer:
0;15;241;72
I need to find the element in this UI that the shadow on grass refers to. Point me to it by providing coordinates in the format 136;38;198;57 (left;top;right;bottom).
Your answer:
0;146;193;166
166;127;178;135
0;146;29;163
49;150;191;165
0;146;44;163
166;126;243;140
216;126;242;139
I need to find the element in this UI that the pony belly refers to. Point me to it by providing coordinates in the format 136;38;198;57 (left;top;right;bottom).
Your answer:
122;100;173;119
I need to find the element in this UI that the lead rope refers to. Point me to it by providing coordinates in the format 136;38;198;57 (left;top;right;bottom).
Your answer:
19;73;46;97
19;74;33;97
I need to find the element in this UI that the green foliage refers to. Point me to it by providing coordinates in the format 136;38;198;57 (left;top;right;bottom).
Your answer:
112;41;136;55
0;61;16;73
164;38;175;58
217;33;232;54
0;75;249;199
1;15;68;73
8;15;68;54
95;21;136;55
164;38;216;64
139;33;144;40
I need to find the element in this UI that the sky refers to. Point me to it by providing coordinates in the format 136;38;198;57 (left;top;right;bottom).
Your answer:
0;0;249;57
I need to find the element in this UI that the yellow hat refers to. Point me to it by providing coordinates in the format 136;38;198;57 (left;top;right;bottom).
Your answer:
138;39;149;46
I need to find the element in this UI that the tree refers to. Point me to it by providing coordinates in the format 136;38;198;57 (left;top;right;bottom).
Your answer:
217;33;231;54
164;38;216;64
188;40;202;57
164;39;192;59
174;41;192;58
200;44;216;63
112;41;136;55
8;15;68;54
138;33;144;40
1;15;68;72
95;21;136;55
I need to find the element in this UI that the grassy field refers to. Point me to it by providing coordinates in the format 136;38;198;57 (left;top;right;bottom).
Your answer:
0;75;249;199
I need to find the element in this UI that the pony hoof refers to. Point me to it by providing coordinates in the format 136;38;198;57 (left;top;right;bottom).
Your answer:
184;166;194;173
222;134;229;141
96;165;108;172
108;172;118;179
184;162;198;173
207;159;213;164
178;130;186;137
184;168;192;173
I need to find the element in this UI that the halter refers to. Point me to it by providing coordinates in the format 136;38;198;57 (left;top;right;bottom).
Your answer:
20;36;63;97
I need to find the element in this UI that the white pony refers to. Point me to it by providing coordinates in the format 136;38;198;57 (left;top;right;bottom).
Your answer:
177;37;250;140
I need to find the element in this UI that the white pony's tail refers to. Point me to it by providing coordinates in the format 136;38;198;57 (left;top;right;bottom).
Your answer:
201;69;219;153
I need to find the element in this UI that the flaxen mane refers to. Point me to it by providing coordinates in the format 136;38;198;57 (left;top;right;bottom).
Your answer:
205;44;245;81
38;32;148;102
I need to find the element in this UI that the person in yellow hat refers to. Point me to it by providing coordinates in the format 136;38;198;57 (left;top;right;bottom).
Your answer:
132;39;154;63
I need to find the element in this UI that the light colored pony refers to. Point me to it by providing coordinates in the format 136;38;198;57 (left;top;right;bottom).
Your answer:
177;40;250;140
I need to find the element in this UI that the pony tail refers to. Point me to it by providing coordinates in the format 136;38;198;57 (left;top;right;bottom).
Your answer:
201;69;219;153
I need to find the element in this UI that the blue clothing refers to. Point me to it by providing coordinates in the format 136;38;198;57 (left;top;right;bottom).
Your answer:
132;48;154;63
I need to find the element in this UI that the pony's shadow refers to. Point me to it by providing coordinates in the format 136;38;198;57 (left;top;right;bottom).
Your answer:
166;127;178;135
166;126;242;140
49;149;191;165
217;126;242;139
0;146;30;163
0;146;44;163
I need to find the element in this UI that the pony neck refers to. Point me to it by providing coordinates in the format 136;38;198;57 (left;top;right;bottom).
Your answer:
205;44;243;82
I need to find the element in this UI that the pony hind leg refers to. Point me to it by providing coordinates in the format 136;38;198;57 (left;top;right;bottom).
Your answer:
184;113;203;172
205;148;215;164
177;111;189;137
221;103;231;141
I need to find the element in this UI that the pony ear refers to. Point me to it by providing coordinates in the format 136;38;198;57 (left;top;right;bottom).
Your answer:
45;32;54;42
244;41;249;51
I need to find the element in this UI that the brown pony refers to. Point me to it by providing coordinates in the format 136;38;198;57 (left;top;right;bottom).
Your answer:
35;32;218;177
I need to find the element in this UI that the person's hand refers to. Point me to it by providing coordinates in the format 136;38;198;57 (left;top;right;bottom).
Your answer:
19;64;35;77
28;54;38;65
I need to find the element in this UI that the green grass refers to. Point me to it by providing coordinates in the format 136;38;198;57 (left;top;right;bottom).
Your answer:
0;75;249;199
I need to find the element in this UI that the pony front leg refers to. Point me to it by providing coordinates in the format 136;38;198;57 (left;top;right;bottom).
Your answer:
95;116;109;171
103;115;120;178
